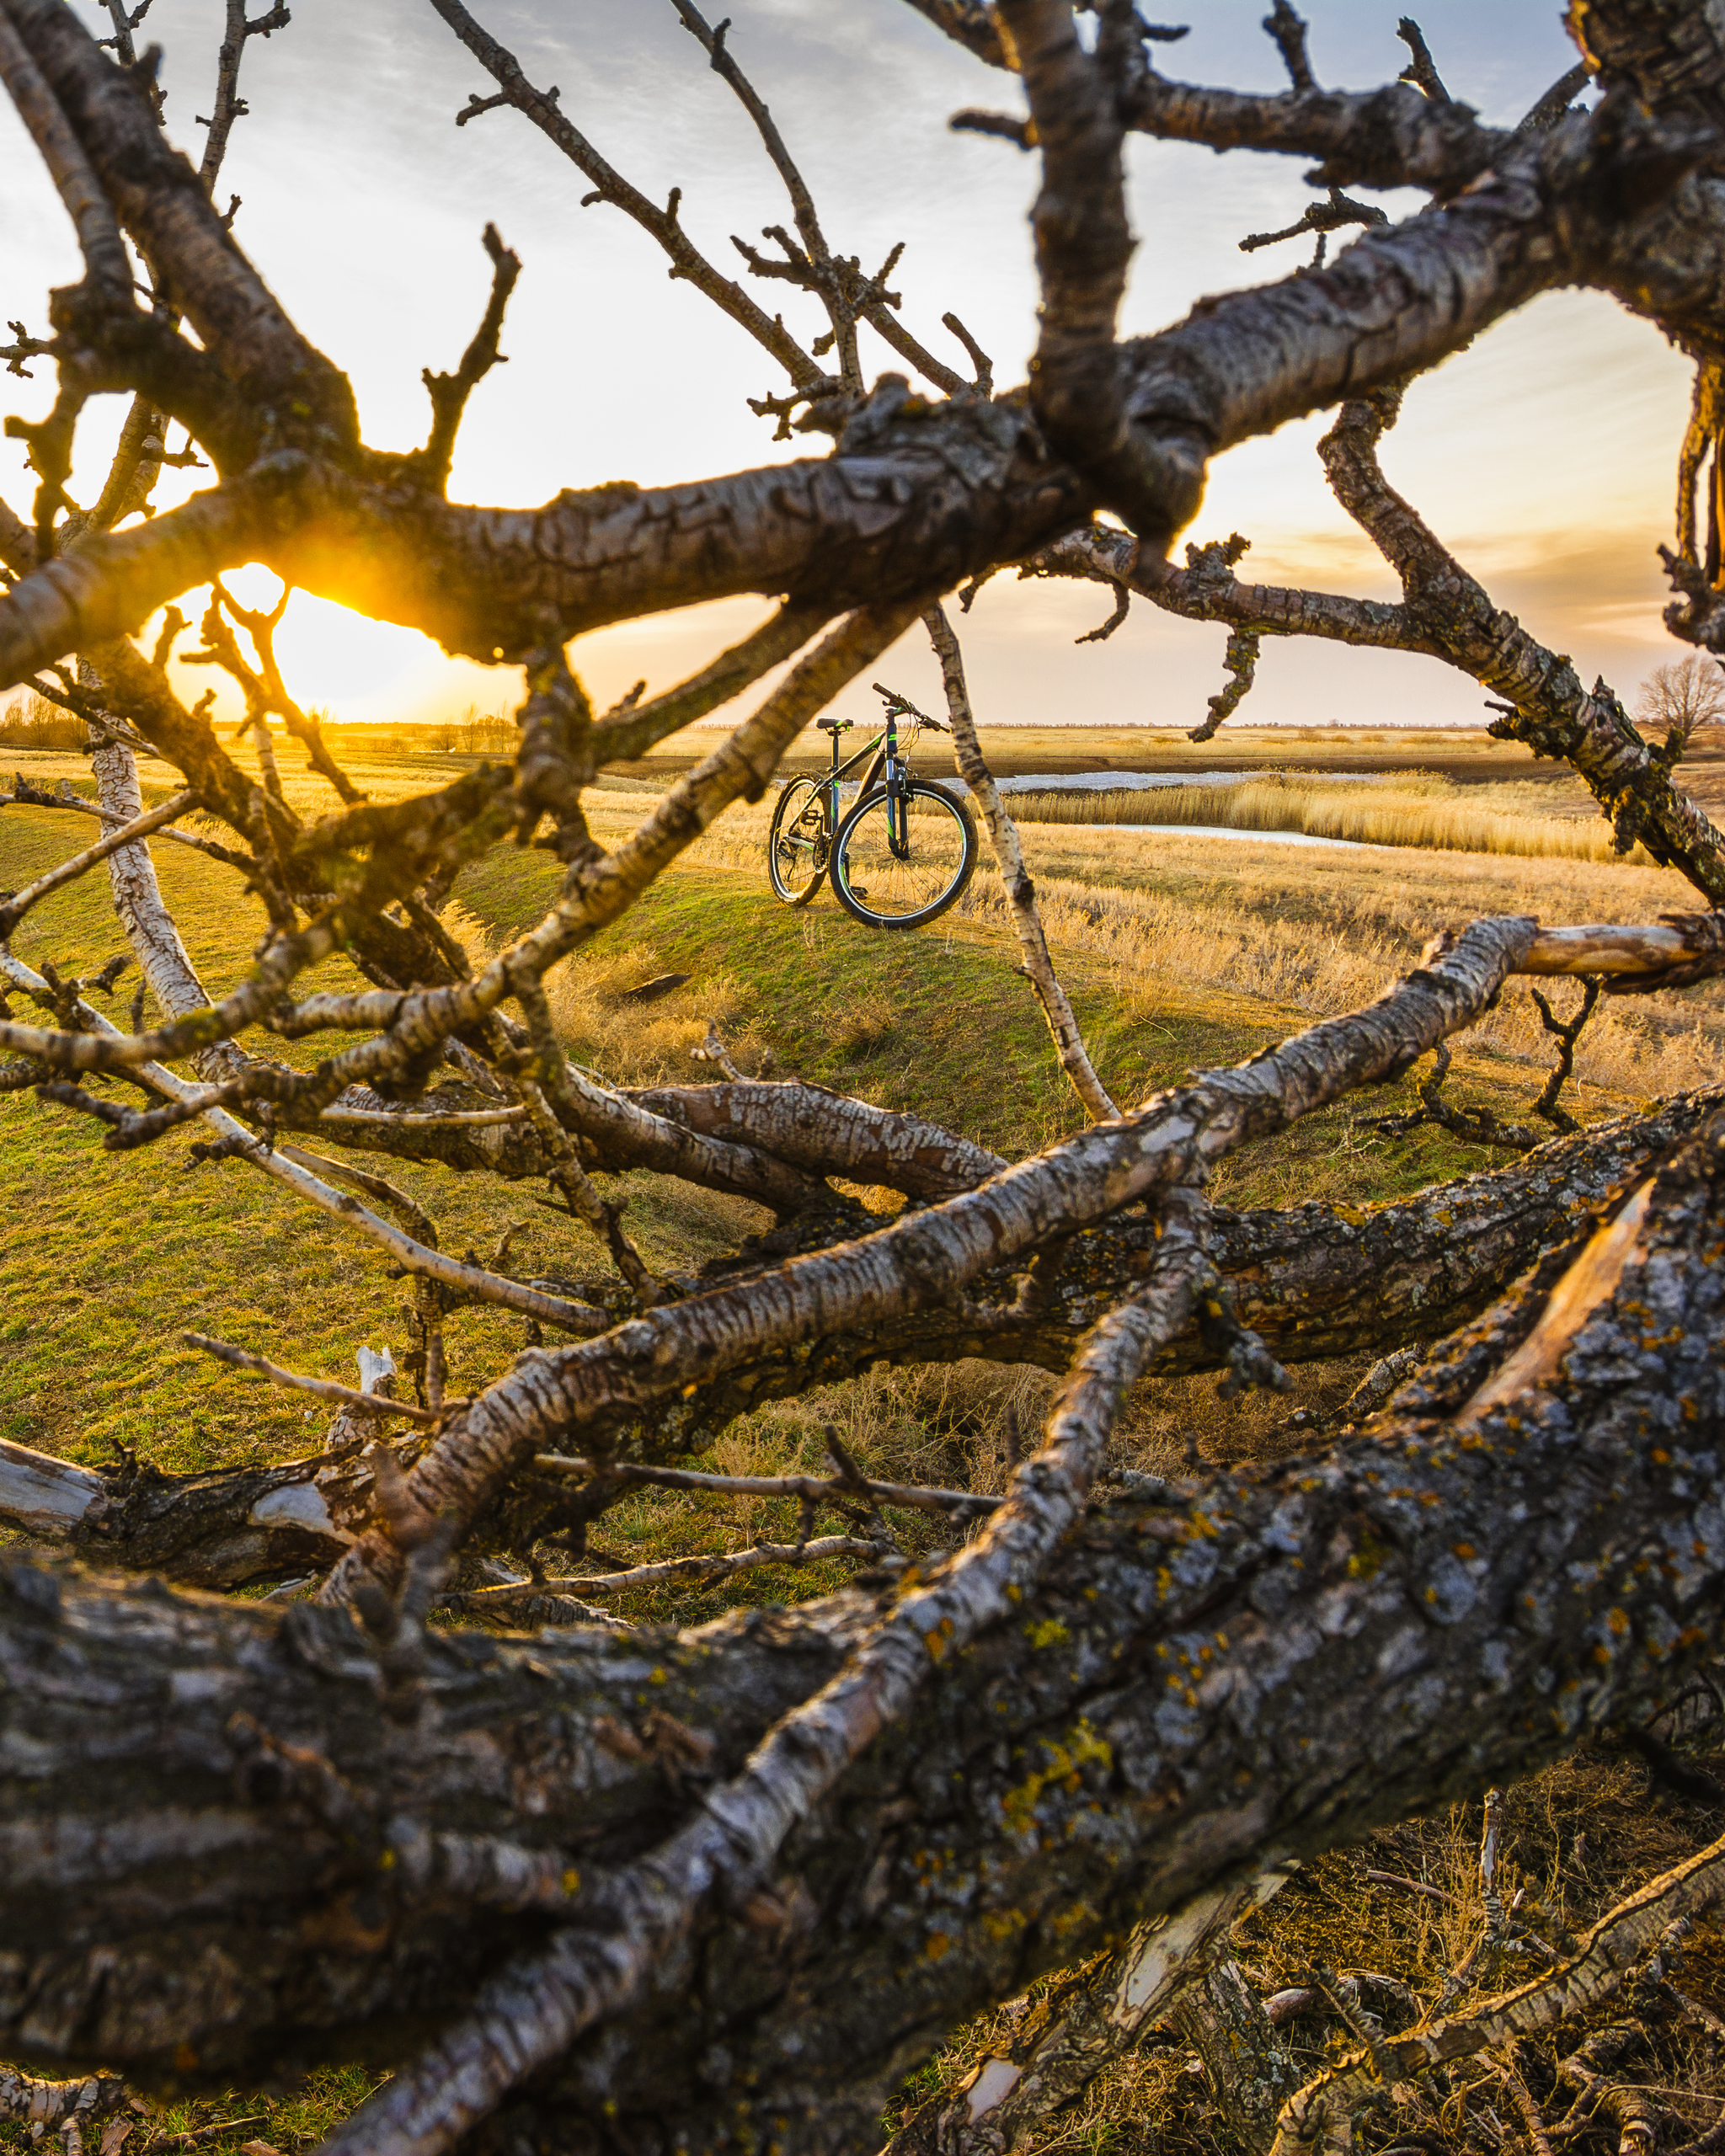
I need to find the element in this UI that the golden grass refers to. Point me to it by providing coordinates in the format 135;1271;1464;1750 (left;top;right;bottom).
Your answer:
442;898;783;1091
679;796;1725;1107
1002;771;1656;863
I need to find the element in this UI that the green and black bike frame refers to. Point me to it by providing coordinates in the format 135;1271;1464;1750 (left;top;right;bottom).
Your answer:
819;714;911;857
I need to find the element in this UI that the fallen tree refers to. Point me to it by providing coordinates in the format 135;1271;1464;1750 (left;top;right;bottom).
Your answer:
2;2;1725;2153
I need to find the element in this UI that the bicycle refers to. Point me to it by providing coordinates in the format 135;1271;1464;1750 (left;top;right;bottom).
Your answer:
766;684;978;929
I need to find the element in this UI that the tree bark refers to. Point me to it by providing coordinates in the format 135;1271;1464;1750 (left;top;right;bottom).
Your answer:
4;1092;1706;1577
2;1110;1722;2153
1172;1960;1300;2154
0;1433;377;1588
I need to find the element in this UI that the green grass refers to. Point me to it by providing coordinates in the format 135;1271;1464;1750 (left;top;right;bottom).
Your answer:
0;785;1585;1472
453;841;1557;1209
2;760;1716;2156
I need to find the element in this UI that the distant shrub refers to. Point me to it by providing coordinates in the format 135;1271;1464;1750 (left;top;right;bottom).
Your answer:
0;691;86;751
439;704;516;756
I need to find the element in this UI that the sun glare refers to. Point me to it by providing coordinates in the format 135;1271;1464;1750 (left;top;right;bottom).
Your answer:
159;567;513;728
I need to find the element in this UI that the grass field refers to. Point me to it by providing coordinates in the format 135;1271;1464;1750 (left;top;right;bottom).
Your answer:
6;733;1722;1468
5;731;1725;2154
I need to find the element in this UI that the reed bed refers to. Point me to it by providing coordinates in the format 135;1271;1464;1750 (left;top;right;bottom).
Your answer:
1003;771;1652;863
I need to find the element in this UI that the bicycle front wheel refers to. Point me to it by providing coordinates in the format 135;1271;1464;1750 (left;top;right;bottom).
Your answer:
830;781;976;930
766;777;830;906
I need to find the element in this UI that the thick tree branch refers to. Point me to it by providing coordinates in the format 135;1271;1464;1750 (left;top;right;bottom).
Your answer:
4;1117;1725;2148
318;914;1541;1610
7;29;1711;688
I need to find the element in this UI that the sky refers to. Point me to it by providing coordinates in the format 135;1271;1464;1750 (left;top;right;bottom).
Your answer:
0;0;1698;733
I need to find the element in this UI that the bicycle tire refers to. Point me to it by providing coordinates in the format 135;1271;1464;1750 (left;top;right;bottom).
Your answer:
830;780;976;930
766;776;830;906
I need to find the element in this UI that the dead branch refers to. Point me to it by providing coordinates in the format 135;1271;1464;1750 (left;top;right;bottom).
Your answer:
1005;0;1194;547
451;1534;888;1606
1269;1828;1725;2156
313;1186;1224;2156
6;1115;1725;2141
430;0;830;410
1241;186;1387;268
417;221;521;492
1189;624;1262;741
922;601;1119;1119
312;1103;526;1132
1395;17;1451;104
183;1332;441;1427
887;1870;1293;2155
318;915;1546;1611
531;1453;1001;1524
0;784;191;936
1359;1040;1548;1154
1530;977;1604;1134
0;31;1712;682
1264;1;1318;95
1;1091;1705;1582
1041;421;1725;906
0;10;1722;2153
0;2068;127;2130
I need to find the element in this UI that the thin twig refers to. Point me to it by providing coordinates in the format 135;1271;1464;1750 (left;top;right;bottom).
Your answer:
0;788;194;937
184;1332;441;1425
921;603;1119;1121
457;1534;885;1601
1365;1868;1455;1903
531;1454;1001;1520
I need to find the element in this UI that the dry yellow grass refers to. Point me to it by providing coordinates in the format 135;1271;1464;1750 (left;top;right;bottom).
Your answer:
889;1758;1725;2156
680;797;1725;1106
1003;771;1656;863
331;766;1725;1107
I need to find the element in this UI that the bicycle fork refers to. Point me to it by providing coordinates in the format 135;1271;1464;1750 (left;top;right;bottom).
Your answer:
884;757;911;858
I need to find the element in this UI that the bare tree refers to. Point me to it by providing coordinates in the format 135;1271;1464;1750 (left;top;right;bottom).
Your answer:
2;3;1725;2155
1637;654;1725;757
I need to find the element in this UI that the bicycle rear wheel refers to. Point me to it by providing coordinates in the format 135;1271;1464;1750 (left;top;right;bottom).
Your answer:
766;777;830;905
830;781;976;929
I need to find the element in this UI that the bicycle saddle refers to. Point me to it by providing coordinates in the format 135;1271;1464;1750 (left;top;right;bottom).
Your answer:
817;718;852;734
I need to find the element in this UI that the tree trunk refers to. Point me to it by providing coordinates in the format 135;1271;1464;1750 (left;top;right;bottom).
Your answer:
3;1116;1722;2151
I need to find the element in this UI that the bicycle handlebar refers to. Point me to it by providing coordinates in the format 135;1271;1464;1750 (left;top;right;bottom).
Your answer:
870;682;948;733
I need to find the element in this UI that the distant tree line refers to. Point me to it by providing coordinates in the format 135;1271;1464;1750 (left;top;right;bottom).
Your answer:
0;688;88;750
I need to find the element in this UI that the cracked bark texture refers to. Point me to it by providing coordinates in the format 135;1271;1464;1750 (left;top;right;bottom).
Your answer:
3;1112;1722;2152
4;3;1725;2149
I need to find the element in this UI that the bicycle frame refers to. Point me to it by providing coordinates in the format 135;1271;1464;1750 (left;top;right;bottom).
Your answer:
811;712;912;857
